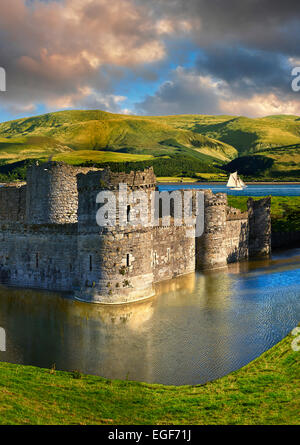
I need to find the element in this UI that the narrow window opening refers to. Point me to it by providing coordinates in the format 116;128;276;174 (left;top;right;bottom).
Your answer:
127;205;131;223
126;254;130;267
36;253;39;269
89;255;93;272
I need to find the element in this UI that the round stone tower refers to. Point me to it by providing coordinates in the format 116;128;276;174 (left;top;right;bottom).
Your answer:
76;167;157;303
26;162;91;225
196;190;228;269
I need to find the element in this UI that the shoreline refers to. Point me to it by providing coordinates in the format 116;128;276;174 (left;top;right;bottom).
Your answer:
157;181;300;186
0;329;298;424
1;180;300;187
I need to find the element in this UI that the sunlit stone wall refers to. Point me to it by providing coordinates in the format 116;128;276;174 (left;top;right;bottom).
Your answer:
0;162;272;303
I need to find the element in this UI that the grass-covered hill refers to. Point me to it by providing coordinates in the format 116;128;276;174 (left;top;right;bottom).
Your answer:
0;110;237;165
0;110;300;181
152;114;300;179
158;114;300;154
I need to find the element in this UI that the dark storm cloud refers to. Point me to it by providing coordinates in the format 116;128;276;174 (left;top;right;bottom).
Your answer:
136;0;300;116
150;0;300;56
197;46;292;97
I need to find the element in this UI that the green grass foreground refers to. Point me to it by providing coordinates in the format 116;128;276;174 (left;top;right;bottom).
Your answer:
0;331;299;425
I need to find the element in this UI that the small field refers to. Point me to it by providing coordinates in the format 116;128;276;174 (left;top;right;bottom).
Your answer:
52;150;154;164
157;172;227;182
228;196;300;232
157;177;199;183
0;330;298;425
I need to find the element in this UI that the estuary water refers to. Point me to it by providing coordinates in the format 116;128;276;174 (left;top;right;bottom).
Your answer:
0;248;299;385
158;183;300;197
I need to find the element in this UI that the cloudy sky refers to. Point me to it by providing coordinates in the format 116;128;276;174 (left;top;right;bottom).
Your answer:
0;0;300;122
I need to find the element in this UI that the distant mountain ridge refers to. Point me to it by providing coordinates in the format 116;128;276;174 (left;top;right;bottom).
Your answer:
0;110;237;164
0;110;300;179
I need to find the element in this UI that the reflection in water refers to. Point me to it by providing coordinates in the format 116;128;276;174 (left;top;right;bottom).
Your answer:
0;248;299;385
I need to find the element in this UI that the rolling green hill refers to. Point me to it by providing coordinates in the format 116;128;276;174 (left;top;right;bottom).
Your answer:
0;110;237;165
0;110;300;180
149;114;300;178
156;114;300;154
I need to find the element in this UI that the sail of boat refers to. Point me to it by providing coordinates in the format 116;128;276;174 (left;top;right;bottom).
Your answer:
237;177;246;187
226;171;247;190
227;171;238;188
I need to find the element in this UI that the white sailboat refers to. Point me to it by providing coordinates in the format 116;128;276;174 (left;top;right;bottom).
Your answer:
226;171;247;190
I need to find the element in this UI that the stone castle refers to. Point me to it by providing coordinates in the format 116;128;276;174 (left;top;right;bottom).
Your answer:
0;162;271;304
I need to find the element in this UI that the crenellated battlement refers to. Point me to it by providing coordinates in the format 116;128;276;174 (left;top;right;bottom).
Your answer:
226;207;248;221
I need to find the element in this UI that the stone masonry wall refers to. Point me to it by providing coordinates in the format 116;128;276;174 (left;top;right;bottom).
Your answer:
26;162;94;225
0;223;77;291
76;167;157;303
153;224;195;283
0;163;272;303
248;197;271;257
225;208;249;263
77;228;154;303
77;167;156;233
196;191;228;269
0;183;26;222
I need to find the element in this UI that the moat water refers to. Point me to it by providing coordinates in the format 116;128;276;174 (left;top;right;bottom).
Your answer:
159;183;300;196
0;248;299;385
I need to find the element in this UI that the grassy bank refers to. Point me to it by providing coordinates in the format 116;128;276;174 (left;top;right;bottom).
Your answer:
0;331;299;425
228;196;300;233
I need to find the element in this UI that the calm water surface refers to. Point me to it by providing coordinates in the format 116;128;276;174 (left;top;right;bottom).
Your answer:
0;248;299;385
159;183;300;196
